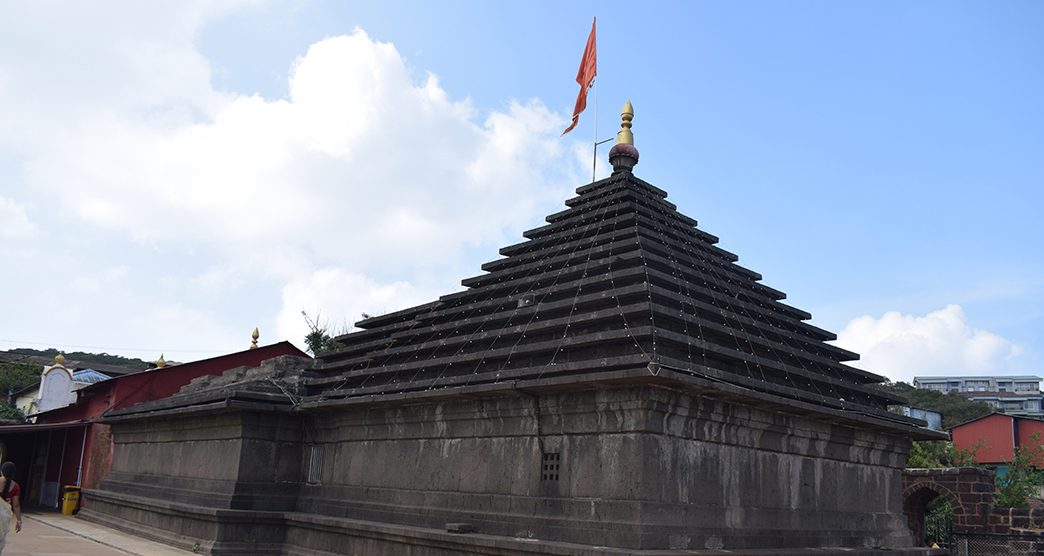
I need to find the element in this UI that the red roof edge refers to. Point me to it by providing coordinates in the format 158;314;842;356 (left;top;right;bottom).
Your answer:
74;341;310;394
0;420;90;433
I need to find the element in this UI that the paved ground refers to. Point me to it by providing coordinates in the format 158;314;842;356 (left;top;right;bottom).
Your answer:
2;511;194;556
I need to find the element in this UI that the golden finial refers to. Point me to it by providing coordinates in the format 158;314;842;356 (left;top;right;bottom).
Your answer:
616;100;634;146
250;327;259;349
54;353;66;366
156;354;166;368
608;99;639;174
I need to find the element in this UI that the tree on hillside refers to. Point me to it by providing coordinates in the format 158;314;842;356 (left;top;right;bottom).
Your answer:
871;381;992;429
7;348;151;372
872;381;992;471
0;360;39;395
0;360;37;422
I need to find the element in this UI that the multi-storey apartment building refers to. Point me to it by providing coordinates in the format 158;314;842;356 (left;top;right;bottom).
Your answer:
913;375;1044;417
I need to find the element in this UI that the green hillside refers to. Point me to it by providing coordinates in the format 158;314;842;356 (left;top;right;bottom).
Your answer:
6;348;151;372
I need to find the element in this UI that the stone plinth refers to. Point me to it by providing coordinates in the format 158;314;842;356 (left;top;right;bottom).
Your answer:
81;376;932;554
292;384;916;552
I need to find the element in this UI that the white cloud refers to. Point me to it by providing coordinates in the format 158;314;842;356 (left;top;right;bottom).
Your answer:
69;267;129;295
835;304;1024;383
0;196;36;239
13;28;577;266
0;2;238;140
276;269;433;348
0;6;585;356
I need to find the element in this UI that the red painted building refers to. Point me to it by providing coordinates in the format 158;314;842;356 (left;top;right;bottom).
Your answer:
951;412;1044;468
0;341;308;509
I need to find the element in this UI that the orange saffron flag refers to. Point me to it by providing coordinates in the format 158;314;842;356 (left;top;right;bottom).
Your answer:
562;18;597;136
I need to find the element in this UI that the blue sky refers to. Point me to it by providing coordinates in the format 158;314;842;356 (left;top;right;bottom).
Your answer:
0;1;1040;382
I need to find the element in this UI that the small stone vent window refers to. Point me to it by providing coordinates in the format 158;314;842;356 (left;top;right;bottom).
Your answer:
305;444;324;484
541;452;561;481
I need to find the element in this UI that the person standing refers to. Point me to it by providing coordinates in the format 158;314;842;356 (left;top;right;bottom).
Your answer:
0;461;21;553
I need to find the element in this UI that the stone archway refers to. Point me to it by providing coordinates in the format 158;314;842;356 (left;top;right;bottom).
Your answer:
902;467;996;544
903;484;960;544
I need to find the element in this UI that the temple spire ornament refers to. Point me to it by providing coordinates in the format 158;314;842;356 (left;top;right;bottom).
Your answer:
617;100;634;144
156;354;166;368
608;100;639;174
251;327;260;349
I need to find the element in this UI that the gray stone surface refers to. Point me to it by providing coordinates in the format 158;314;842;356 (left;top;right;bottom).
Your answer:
84;382;927;554
100;409;302;511
293;385;916;551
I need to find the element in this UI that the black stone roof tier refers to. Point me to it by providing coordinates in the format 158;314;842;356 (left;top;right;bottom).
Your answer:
304;170;911;422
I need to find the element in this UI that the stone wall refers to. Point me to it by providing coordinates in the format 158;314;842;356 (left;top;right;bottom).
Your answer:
99;410;302;510
82;382;929;554
295;384;916;552
81;409;301;555
902;467;1044;555
903;467;996;538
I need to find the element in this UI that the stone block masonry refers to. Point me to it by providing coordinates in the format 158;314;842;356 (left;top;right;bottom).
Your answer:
82;376;933;554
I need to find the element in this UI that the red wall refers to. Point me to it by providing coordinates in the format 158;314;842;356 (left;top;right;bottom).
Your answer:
81;424;112;490
38;342;307;423
952;414;1015;464
33;342;309;496
1016;419;1044;467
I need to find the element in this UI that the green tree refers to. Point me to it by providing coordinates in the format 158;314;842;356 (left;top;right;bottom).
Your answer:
907;440;981;468
0;360;37;423
924;498;954;547
871;381;992;429
7;348;150;372
0;404;25;422
995;432;1044;508
871;381;992;471
0;360;39;395
301;311;346;356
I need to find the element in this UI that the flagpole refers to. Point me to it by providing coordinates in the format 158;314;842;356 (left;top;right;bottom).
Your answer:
592;76;598;182
589;18;611;182
592;78;613;182
592;16;599;182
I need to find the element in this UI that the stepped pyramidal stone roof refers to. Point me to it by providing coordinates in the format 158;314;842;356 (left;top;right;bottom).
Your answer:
304;102;918;431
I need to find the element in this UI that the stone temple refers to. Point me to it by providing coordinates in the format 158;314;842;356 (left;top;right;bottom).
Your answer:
81;103;944;555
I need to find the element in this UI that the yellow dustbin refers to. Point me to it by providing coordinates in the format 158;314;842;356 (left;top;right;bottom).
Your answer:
60;486;80;515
